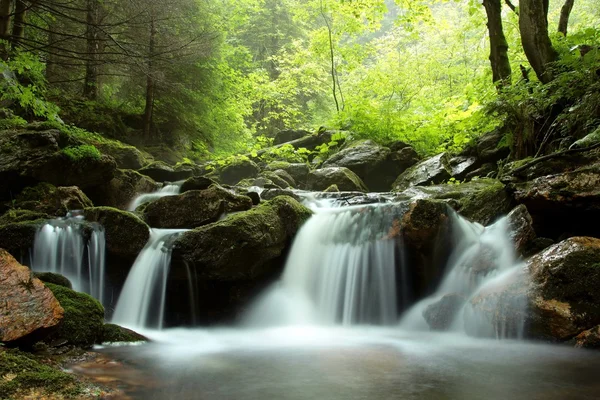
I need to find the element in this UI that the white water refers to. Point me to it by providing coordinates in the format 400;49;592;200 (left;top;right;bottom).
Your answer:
245;202;408;326
31;213;107;305
400;212;527;338
128;181;184;211
112;229;188;329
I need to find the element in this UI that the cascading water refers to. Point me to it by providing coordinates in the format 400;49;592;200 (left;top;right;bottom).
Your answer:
31;213;107;305
128;181;184;211
112;229;188;329
245;201;409;326
399;211;527;338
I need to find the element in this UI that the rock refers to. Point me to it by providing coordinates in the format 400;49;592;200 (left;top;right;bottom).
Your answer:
85;169;159;210
13;183;93;216
393;153;451;191
180;176;216;193
143;186;253;229
324;184;340;192
307;167;368;192
323;141;419;191
43;283;104;348
0;250;64;344
138;161;192;182
423;294;466;331
220;159;260;185
95;142;150;170
572;325;600;349
246;191;261;205
0;219;45;260
273;129;311;145
173;196;312;281
83;207;150;260
388;140;412;152
260;171;291;189
465;162;497;181
33;272;72;289
260;189;301;202
569;126;600;150
271;169;296;188
265;162;310;188
0;209;49;225
505;205;536;257
448;156;479;180
0;129;117;200
476;129;510;163
100;324;147;343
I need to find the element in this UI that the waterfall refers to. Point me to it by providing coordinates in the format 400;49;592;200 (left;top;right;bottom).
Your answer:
128;180;184;211
399;212;527;338
112;229;187;329
31;213;106;305
244;202;408;327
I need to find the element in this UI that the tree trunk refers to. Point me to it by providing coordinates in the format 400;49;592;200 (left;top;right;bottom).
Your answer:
0;0;12;59
483;0;512;87
519;0;558;83
11;0;25;49
143;17;156;137
83;0;100;100
558;0;575;36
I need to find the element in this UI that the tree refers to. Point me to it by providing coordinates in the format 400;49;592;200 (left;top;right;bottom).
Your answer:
558;0;575;36
518;0;558;83
482;0;512;86
0;0;11;59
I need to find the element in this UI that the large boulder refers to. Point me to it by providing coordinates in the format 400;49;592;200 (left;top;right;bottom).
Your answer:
323;141;420;191
505;205;537;257
307;167;368;192
273;129;311;145
95;142;150;170
138;161;193;182
393;153;451;191
0;218;46;260
423;293;466;331
265;162;310;188
260;171;291;189
85;169;159;209
83;207;150;260
0;250;64;344
143;186;253;229
180;176;217;193
220;159;261;185
13;183;93;216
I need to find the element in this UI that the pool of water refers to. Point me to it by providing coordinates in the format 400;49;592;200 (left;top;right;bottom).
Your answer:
76;327;600;400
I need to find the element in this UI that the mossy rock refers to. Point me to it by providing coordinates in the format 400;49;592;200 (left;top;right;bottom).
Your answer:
0;219;46;259
44;283;104;348
138;161;192;182
220;159;260;185
260;171;291;189
95;141;151;170
180;176;217;193
83;206;150;260
14;182;93;216
100;324;147;343
85;168;159;210
0;209;49;225
0;348;81;399
307;167;368;192
34;272;73;289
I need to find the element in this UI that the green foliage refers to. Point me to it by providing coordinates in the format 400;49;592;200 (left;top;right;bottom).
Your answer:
259;144;311;163
61;145;102;162
0;115;27;130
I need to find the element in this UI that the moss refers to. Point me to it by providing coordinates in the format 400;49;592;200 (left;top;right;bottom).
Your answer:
100;324;147;343
44;283;105;348
61;145;102;162
0;348;81;399
266;161;291;171
34;272;72;289
0;219;46;256
0;115;27;130
0;209;49;225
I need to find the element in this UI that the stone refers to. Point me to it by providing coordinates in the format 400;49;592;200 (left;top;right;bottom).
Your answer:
505;205;536;257
180;176;217;193
260;171;291;189
85;169;159;210
273;129;311;145
0;219;45;260
260;189;301;202
476;129;510;163
220;159;260;185
265;162;310;188
138;161;193;182
33;272;72;289
572;325;600;349
393;153;451;191
448;156;479;180
100;324;147;343
246;191;261;205
13;183;93;216
323;141;419;192
271;169;297;188
307;167;368;192
423;293;466;331
0;249;64;344
143;186;253;229
95;142;150;170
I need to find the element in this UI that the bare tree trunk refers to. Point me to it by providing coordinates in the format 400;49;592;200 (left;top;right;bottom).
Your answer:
558;0;575;36
143;17;156;137
519;0;558;83
11;0;25;49
83;0;100;99
0;0;12;59
320;0;340;113
483;0;512;87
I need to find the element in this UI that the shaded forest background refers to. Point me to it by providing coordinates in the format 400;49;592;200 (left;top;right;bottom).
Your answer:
0;0;599;163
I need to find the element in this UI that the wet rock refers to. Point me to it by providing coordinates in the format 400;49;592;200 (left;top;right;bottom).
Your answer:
260;189;301;202
388;140;411;152
324;184;340;192
0;219;45;260
85;169;159;210
246;191;261;205
260;171;291;189
271;169;296;188
569;126;600;150
100;324;147;343
221;159;260;185
307;167;368;192
173;196;312;281
180;176;216;193
95;142;150;170
13;183;93;216
476;129;510;163
138;161;193;182
273;129;311;145
572;325;600;349
505;205;536;257
448;156;479;181
465;163;497;181
393;153;451;191
43;283;104;348
0;249;64;344
143;186;253;229
423;294;466;331
264;162;310;188
323;141;419;191
83;207;150;260
33;272;73;289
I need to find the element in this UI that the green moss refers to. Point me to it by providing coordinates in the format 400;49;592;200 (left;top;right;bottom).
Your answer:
44;283;105;348
0;348;81;399
16;182;57;203
266;161;291;171
100;324;147;343
0;219;46;255
0;115;27;130
61;144;102;162
0;209;49;225
34;272;73;289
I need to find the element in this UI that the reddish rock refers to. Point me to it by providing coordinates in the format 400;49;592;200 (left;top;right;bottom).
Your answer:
0;249;64;343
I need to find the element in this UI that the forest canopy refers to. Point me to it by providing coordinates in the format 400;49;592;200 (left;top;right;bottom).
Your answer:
0;0;599;161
